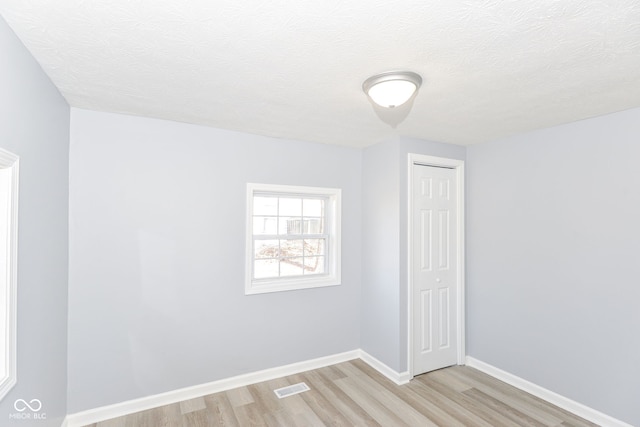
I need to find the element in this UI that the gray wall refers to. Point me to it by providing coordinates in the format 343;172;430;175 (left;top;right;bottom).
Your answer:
0;16;69;426
361;139;401;370
360;137;465;373
467;108;640;426
67;108;362;412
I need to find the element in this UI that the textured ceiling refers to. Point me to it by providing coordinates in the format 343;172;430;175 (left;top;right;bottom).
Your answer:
2;1;640;147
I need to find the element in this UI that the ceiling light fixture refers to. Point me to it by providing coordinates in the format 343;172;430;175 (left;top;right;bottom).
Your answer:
363;71;422;108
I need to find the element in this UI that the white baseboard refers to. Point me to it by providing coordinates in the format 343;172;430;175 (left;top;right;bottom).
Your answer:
66;350;361;427
357;350;410;385
466;357;633;427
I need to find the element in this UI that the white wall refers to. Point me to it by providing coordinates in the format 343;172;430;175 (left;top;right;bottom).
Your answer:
68;108;362;412
0;16;69;426
467;108;640;426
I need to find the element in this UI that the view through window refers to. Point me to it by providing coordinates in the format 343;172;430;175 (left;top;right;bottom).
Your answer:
252;194;327;279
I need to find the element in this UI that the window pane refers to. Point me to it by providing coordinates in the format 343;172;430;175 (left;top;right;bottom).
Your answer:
279;197;302;216
280;239;303;258
303;256;325;275
303;218;323;234
280;218;324;235
254;217;277;235
304;239;325;256
279;217;303;235
254;240;279;259
254;259;279;279
280;258;304;276
303;199;323;217
254;196;277;216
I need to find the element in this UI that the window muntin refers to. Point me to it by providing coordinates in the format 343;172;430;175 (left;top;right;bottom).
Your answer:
246;184;341;294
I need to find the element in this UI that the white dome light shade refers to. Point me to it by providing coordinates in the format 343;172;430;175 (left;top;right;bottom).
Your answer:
363;71;422;108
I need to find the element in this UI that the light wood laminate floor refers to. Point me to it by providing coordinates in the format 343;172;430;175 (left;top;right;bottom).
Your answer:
86;360;597;427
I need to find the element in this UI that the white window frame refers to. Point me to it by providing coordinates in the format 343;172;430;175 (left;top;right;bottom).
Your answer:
0;147;18;401
245;183;341;295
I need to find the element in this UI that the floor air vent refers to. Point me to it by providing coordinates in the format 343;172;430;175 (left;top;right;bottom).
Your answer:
273;382;310;399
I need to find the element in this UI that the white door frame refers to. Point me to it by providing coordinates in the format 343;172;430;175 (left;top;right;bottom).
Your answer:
407;153;465;378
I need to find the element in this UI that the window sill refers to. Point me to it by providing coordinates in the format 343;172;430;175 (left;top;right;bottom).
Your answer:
245;275;341;295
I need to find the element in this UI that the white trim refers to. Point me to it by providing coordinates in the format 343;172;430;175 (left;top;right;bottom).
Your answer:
0;147;19;402
358;350;410;385
61;351;634;427
407;154;465;377
66;350;360;427
466;357;634;427
62;352;635;427
245;183;342;295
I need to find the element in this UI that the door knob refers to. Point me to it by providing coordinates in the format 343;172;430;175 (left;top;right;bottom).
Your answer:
436;278;441;283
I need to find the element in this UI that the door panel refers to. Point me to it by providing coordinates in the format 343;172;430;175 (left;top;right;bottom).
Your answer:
420;289;432;353
439;287;450;349
413;164;458;375
420;210;432;271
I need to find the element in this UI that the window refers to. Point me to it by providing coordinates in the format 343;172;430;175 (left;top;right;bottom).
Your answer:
0;147;18;401
246;183;341;294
